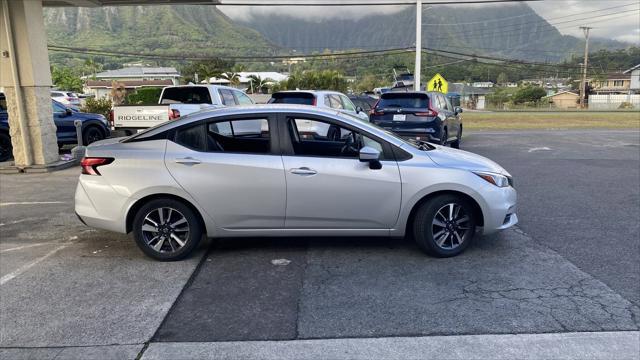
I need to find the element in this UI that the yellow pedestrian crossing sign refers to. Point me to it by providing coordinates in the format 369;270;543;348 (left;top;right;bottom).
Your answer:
427;73;448;93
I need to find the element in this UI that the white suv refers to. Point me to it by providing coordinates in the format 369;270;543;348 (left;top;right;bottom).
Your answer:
51;91;80;107
269;90;369;121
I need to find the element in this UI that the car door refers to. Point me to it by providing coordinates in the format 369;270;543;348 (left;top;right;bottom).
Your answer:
438;94;458;139
280;113;402;229
165;114;286;230
52;101;74;142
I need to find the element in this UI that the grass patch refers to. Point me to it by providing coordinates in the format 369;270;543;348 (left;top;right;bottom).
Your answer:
463;112;640;130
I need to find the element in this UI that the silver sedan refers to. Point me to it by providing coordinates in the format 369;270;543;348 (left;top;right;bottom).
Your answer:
75;105;517;261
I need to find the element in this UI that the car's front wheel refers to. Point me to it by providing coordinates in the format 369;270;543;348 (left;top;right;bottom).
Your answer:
83;126;104;145
132;198;202;261
413;194;477;257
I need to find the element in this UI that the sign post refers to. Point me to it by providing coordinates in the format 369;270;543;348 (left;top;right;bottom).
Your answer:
427;73;448;94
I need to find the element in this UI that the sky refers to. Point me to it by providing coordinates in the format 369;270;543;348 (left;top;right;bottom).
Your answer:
219;0;640;44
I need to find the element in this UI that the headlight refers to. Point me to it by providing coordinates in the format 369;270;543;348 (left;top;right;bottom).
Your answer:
473;171;511;187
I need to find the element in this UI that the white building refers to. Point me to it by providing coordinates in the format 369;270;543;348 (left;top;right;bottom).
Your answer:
624;64;640;93
82;66;181;98
203;72;289;90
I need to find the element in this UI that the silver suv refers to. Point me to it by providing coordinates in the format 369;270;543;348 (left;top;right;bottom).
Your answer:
269;90;370;122
75;105;517;261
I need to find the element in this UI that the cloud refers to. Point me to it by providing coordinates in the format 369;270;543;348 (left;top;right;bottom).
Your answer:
218;0;639;42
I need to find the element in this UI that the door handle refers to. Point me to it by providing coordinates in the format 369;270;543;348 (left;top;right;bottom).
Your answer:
290;167;317;176
175;157;201;165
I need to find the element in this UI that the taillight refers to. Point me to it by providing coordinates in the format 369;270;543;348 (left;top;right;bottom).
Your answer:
312;97;317;106
108;110;114;128
415;109;438;117
369;99;381;115
169;108;180;120
81;157;113;176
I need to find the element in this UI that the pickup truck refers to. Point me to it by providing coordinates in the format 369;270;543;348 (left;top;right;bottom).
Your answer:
110;85;254;135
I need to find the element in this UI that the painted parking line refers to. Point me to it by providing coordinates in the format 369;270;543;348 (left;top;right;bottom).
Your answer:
0;201;67;207
0;243;69;285
0;242;58;253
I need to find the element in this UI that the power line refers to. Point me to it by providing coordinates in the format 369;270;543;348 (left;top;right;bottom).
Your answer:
215;0;537;6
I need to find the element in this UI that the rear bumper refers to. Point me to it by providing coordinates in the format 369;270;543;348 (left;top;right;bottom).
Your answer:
74;177;128;234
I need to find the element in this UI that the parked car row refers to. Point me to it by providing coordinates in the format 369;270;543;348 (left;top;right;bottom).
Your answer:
0;93;110;162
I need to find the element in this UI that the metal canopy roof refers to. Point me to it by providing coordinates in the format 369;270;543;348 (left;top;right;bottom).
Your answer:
43;0;221;6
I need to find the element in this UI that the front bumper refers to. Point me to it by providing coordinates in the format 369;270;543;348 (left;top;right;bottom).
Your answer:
480;185;518;235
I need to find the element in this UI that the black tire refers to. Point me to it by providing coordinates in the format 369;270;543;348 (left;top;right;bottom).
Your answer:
0;132;12;162
440;129;448;146
132;198;202;261
412;194;477;257
451;127;462;149
83;126;104;145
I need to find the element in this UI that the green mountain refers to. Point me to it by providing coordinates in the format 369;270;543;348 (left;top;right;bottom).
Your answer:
44;5;280;68
236;3;628;62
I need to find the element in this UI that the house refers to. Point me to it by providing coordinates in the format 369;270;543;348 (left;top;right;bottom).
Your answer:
203;72;289;91
448;83;493;110
472;82;494;88
588;72;632;94
84;80;174;99
82;66;181;98
545;91;579;109
624;64;640;93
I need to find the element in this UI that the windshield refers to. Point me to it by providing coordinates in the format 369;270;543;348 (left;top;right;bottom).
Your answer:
338;112;431;150
378;93;429;109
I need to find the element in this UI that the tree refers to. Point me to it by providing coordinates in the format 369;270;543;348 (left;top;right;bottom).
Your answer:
110;81;127;105
496;72;509;85
512;86;547;104
180;59;233;84
221;72;241;87
83;58;103;79
51;66;83;93
247;75;274;94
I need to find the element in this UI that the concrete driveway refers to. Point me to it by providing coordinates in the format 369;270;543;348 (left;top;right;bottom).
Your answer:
0;129;638;359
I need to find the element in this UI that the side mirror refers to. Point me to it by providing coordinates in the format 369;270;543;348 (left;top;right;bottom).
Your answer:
65;108;73;116
359;146;382;170
454;106;463;115
355;106;363;114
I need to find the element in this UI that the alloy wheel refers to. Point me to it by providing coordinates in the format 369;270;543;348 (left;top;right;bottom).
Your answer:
431;203;471;250
141;207;190;253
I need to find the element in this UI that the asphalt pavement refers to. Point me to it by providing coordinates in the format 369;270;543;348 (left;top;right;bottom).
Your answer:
0;129;638;359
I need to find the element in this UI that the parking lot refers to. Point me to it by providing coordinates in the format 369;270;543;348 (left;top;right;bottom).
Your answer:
1;129;639;358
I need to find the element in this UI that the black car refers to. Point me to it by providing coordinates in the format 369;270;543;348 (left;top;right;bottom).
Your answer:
347;94;378;113
369;91;463;148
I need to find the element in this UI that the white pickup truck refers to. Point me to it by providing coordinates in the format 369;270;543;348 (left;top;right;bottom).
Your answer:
110;85;254;135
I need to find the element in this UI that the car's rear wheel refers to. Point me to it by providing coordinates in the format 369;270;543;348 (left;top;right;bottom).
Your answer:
413;194;476;257
0;132;12;162
132;198;202;261
83;126;104;145
451;127;462;149
440;129;448;146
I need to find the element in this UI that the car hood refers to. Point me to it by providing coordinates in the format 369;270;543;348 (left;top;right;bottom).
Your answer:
425;145;511;176
72;112;105;121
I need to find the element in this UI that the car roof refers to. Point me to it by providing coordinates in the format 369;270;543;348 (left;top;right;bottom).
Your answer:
132;104;406;147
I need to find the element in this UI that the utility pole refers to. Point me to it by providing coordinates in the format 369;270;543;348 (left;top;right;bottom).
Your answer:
579;26;591;108
414;0;422;91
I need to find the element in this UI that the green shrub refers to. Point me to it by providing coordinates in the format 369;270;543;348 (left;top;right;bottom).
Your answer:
512;86;547;104
81;97;112;118
126;87;163;105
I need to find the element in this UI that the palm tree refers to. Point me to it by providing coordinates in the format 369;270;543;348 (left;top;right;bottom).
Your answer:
83;58;103;79
221;72;241;87
247;75;275;94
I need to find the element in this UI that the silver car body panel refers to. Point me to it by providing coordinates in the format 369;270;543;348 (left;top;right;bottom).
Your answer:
76;105;517;239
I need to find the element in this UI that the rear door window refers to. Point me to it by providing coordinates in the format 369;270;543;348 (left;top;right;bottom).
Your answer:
378;93;429;109
269;92;315;105
219;89;238;106
207;118;270;153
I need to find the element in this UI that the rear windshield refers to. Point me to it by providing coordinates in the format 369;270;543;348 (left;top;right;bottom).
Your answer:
268;92;315;105
161;87;212;105
377;93;429;109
